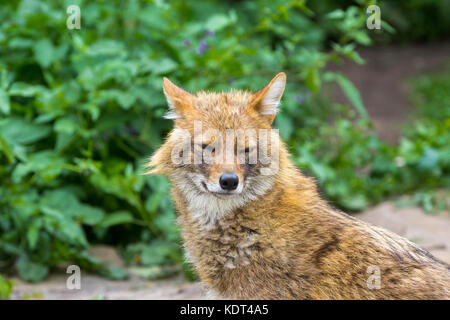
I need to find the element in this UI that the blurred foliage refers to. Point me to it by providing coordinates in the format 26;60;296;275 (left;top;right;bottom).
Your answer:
0;274;14;299
0;0;448;283
311;0;450;43
377;0;450;42
398;63;450;212
291;62;450;211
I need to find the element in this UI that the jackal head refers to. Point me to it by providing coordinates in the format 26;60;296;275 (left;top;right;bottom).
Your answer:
145;73;287;224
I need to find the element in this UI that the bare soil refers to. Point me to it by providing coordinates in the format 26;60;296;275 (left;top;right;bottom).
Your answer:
329;42;450;143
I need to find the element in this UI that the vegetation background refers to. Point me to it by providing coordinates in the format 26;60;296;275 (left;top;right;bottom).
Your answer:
0;0;449;296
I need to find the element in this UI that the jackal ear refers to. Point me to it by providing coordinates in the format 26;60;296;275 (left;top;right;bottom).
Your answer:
250;72;286;122
163;78;196;119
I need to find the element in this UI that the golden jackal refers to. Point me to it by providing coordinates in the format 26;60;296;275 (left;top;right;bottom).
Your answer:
146;73;450;299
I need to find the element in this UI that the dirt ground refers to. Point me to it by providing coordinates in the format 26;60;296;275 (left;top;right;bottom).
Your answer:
10;201;450;300
329;41;450;143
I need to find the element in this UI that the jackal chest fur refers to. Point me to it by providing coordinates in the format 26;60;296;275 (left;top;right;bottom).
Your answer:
176;207;290;299
178;208;262;271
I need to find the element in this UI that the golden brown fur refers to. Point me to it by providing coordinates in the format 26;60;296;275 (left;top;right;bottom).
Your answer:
146;73;450;299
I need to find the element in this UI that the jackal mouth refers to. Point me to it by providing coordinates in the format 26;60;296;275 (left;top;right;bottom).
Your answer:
211;191;235;198
201;181;240;197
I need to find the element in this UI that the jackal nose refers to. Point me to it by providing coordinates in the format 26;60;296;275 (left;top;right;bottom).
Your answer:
219;173;239;191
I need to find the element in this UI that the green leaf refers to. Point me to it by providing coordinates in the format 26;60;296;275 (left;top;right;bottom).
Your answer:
128;266;178;280
0;89;10;114
349;30;371;46
55;132;74;151
205;14;231;31
12;150;67;182
0;117;51;145
98;90;137;110
0;135;15;163
275;113;294;140
381;21;396;34
99;266;127;280
0;118;51;162
418;147;439;170
26;223;40;250
305;68;321;92
33;39;55;68
77;206;105;226
145;192;164;213
151;58;178;75
17;256;49;283
57;221;88;246
98;211;134;228
324;73;368;118
326;9;345;19
8;83;46;97
341;194;368;211
0;275;14;299
140;242;173;266
54;117;77;135
40;190;105;226
89;172;142;209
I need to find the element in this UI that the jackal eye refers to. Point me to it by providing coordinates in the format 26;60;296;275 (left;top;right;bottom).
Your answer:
201;144;215;153
244;147;256;154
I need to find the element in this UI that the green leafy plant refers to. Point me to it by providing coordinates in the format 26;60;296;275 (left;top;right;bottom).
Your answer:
0;274;14;299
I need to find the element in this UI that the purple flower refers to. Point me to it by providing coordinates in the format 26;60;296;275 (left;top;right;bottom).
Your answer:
183;39;191;47
205;30;215;38
294;90;312;104
196;41;209;55
294;94;305;104
127;125;139;135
